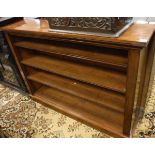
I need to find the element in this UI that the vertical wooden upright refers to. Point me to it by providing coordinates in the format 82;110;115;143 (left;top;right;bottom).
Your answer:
4;33;33;94
139;35;155;110
123;49;140;135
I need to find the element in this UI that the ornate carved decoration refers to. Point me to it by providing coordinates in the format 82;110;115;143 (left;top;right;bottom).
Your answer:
42;17;133;35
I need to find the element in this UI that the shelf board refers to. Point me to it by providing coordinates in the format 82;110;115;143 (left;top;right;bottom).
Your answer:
15;41;128;69
32;85;125;137
22;56;126;93
28;71;125;113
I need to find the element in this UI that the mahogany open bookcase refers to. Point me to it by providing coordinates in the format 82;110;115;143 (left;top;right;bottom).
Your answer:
2;20;155;137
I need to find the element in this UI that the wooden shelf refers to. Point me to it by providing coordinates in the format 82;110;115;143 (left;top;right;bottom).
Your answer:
28;71;125;113
22;56;126;93
32;85;125;137
15;41;128;69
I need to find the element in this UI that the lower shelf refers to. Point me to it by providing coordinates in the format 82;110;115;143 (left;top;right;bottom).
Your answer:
27;71;125;113
32;85;126;137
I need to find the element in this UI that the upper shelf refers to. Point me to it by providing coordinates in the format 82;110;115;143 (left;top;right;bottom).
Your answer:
2;19;155;47
21;55;126;93
15;41;128;69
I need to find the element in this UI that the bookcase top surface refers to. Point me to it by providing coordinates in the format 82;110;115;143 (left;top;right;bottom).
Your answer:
2;19;155;48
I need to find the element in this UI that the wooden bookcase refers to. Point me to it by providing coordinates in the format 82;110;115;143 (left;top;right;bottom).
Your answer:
2;20;155;137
